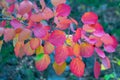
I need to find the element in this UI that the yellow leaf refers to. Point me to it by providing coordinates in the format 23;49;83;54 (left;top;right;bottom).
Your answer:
36;46;44;55
53;62;66;75
13;34;19;47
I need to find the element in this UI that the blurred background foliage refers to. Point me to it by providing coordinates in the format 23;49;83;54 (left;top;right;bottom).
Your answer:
0;0;120;80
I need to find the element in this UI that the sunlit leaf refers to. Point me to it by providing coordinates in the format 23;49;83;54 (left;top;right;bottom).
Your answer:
70;58;85;77
73;43;80;57
53;62;66;75
35;54;50;71
35;53;44;61
36;46;44;55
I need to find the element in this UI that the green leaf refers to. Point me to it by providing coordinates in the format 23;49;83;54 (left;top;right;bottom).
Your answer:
35;53;44;61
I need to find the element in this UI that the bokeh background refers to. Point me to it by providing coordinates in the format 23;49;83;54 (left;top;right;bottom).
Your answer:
0;0;120;80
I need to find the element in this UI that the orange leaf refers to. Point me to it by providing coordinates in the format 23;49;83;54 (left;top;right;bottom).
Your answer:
53;62;66;75
30;13;43;22
35;54;50;71
30;38;40;50
23;41;35;56
44;41;54;54
14;41;24;58
18;29;31;41
70;58;85;77
51;0;66;7
73;43;80;57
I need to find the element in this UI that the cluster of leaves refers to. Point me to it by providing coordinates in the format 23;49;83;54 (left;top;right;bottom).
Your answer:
0;0;118;79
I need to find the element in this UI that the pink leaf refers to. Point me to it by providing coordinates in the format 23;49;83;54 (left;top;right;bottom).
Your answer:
4;28;15;42
104;45;115;53
101;34;113;45
81;12;98;24
30;38;41;50
94;61;101;79
56;3;71;17
49;30;66;46
95;48;105;58
10;19;23;29
73;28;81;42
101;57;111;69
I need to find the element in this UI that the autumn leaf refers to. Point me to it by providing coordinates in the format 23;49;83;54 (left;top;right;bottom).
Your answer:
73;43;80;57
14;41;24;58
53;62;66;75
18;29;31;41
101;57;111;69
36;46;44;55
73;28;81;42
95;48;106;58
35;54;50;71
55;45;68;64
81;12;98;24
80;42;94;58
23;41;35;56
49;30;66;46
30;38;40;50
10;19;23;29
51;0;66;7
70;58;85;77
44;41;54;54
56;3;71;17
94;61;101;79
4;28;15;42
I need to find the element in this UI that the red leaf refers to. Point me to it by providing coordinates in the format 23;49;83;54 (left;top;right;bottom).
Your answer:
18;0;33;15
80;42;94;58
56;3;71;17
55;45;68;64
81;12;98;24
94;61;101;79
49;30;66;46
30;38;40;50
101;57;111;69
51;0;66;7
95;48;105;58
30;13;43;22
10;19;23;29
4;28;15;42
73;28;81;42
14;41;24;58
35;54;50;71
70;58;85;77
